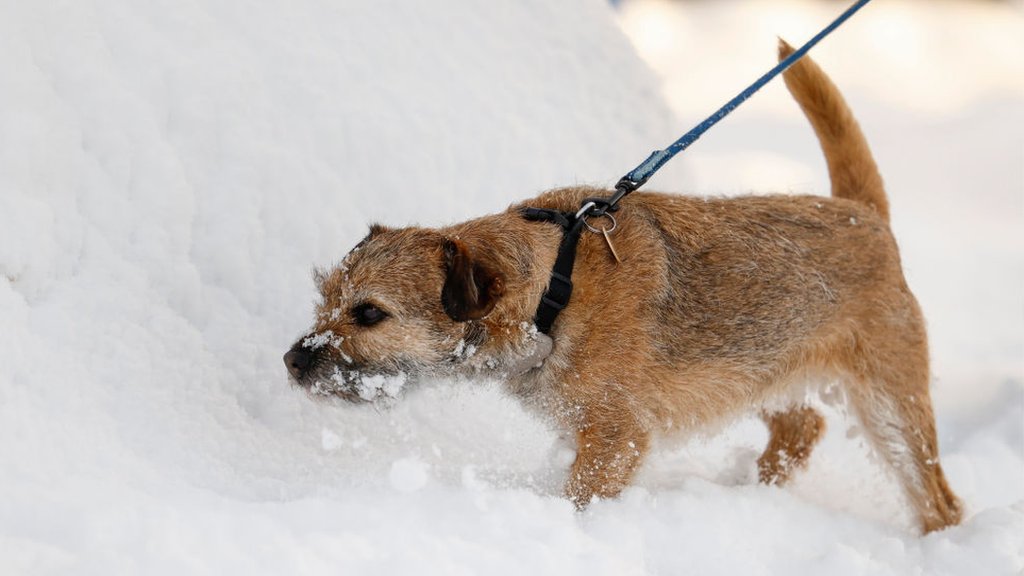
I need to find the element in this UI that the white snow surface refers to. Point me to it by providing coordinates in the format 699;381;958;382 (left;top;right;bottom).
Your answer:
2;0;1022;574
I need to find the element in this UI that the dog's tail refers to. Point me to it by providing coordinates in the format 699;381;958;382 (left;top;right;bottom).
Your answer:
779;39;889;222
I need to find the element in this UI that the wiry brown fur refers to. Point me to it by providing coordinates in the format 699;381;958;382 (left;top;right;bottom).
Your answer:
286;41;961;533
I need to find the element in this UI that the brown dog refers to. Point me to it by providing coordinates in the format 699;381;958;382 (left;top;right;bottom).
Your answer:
284;41;962;533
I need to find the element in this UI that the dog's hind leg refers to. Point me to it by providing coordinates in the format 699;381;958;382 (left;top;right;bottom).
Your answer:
839;308;962;533
847;379;962;533
757;406;826;485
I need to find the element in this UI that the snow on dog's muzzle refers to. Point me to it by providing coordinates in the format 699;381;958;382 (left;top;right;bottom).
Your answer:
308;367;408;403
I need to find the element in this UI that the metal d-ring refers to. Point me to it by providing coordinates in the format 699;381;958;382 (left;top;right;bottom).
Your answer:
583;212;616;234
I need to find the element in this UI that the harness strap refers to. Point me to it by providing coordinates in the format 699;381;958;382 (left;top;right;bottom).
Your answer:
521;208;587;334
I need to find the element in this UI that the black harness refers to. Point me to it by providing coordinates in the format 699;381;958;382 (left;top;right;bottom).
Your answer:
521;191;626;335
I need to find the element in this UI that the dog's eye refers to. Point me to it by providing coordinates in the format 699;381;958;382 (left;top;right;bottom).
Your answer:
352;303;388;327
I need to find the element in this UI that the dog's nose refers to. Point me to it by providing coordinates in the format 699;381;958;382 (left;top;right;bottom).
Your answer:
284;346;314;380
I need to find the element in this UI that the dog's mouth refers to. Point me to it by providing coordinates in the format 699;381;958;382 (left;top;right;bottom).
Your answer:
293;365;410;404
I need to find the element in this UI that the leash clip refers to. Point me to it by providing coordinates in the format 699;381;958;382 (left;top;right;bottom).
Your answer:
574;201;597;220
575;196;619;220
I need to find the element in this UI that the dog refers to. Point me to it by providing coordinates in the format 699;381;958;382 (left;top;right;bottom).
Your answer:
284;41;962;534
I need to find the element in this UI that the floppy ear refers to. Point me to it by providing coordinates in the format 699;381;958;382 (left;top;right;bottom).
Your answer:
367;223;389;238
442;238;505;321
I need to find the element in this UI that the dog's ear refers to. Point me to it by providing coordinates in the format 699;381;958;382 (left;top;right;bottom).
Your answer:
350;223;389;252
367;223;389;238
442;238;505;321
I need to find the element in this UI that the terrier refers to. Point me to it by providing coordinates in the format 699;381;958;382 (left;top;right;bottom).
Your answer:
284;41;962;533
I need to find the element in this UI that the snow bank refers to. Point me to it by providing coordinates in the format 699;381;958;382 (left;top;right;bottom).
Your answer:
1;0;1020;574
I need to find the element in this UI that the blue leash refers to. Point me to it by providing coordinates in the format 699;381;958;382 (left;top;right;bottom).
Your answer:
528;0;873;335
598;0;873;212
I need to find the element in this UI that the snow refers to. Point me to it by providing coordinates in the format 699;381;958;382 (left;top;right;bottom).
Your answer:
302;330;341;351
389;457;430;493
1;0;1021;574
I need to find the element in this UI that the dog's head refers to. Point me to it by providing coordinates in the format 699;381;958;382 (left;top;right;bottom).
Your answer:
284;224;546;403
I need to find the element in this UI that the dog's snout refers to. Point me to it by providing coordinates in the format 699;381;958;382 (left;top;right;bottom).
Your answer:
284;346;314;380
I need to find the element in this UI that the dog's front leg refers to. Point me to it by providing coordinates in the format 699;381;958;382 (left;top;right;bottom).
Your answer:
565;411;649;508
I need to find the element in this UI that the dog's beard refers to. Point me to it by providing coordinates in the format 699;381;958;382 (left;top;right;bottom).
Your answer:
296;361;421;405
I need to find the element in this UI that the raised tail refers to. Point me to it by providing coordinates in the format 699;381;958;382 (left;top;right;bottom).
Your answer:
779;39;889;222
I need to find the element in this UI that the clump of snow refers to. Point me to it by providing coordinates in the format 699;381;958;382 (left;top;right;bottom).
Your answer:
302;330;342;351
321;428;344;452
1;0;1021;573
354;372;408;402
451;339;477;361
390;457;431;493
